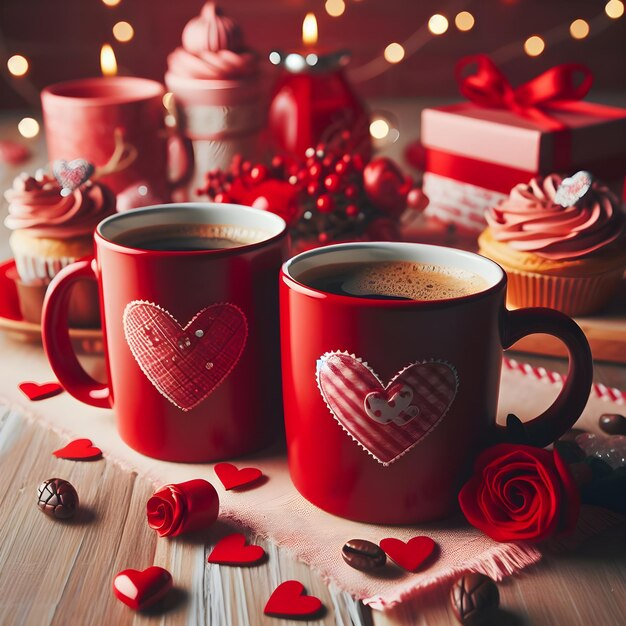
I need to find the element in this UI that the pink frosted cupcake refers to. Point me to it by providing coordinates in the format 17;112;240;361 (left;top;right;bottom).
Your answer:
165;2;264;197
479;174;626;315
4;172;115;325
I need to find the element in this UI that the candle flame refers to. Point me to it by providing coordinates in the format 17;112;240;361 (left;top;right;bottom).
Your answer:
100;44;118;76
302;13;318;46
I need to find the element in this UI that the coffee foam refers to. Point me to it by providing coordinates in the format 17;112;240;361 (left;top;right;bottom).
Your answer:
342;262;489;301
115;223;268;248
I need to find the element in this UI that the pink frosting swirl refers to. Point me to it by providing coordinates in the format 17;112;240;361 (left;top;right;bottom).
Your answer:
167;2;258;80
4;173;116;239
486;175;624;260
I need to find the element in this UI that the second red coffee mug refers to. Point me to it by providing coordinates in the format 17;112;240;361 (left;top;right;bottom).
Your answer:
42;203;288;462
279;242;593;524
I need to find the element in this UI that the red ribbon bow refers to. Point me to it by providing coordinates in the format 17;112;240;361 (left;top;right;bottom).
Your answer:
455;55;593;127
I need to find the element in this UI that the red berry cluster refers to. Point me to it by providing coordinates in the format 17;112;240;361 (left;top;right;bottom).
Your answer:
197;134;427;245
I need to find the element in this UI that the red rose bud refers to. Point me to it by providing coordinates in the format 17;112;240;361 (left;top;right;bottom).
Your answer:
363;157;412;217
458;444;580;543
146;479;219;538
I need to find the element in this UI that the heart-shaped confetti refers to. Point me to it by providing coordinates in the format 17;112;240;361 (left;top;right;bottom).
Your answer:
214;463;263;490
19;381;64;401
53;439;102;460
53;158;95;196
264;581;323;619
207;533;265;566
113;566;172;611
554;171;593;208
380;536;437;572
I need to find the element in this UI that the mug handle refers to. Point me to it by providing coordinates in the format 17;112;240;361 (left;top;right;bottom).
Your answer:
42;259;112;409
167;131;194;190
497;307;593;447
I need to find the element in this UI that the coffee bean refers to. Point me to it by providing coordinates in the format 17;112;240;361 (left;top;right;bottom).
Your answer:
599;414;626;436
341;539;386;571
37;478;79;519
450;573;499;626
554;440;586;464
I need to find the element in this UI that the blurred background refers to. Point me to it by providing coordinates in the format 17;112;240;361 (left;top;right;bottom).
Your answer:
2;0;626;110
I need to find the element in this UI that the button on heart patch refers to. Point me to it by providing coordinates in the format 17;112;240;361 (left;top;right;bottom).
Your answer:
317;352;458;465
123;301;247;411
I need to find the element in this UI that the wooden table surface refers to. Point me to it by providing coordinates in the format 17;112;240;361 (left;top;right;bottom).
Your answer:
1;108;625;626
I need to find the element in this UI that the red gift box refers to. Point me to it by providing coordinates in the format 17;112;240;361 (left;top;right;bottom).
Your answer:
421;56;626;233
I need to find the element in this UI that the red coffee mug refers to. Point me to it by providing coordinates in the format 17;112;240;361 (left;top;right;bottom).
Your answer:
42;204;288;462
279;242;593;524
41;77;192;200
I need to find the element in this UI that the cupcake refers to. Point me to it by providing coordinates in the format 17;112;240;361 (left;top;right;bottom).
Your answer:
165;2;264;198
4;172;115;325
478;173;626;316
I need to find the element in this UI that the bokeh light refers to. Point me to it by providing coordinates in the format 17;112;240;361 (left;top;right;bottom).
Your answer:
455;11;475;32
102;0;122;6
569;19;590;39
18;118;40;138
325;0;345;17
605;0;625;19
113;21;134;42
7;55;29;77
370;119;390;139
428;14;449;35
524;35;545;57
384;42;405;63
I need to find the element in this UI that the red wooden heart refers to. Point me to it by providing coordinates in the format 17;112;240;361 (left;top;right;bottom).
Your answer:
113;566;172;611
123;302;247;411
264;580;323;618
53;439;102;460
214;463;263;490
380;536;437;572
19;381;63;401
317;352;458;465
207;533;265;565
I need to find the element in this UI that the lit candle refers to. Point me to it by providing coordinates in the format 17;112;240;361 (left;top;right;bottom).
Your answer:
268;13;370;158
100;44;118;76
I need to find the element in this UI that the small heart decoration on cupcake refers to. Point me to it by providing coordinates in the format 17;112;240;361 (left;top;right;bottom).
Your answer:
554;171;593;208
53;158;95;196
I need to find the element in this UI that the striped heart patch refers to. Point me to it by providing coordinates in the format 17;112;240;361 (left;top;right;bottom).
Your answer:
316;352;458;465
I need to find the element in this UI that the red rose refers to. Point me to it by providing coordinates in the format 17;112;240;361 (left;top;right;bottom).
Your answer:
458;444;580;543
146;479;219;538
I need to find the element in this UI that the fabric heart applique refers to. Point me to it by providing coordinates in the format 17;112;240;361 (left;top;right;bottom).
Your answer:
123;301;247;411
554;170;593;207
207;533;265;565
52;158;95;196
317;352;458;465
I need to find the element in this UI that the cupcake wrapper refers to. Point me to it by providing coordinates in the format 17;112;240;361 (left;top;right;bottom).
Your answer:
14;254;79;285
505;267;625;316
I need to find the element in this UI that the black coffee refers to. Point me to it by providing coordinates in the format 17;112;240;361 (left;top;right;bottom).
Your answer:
297;261;488;301
114;223;265;251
